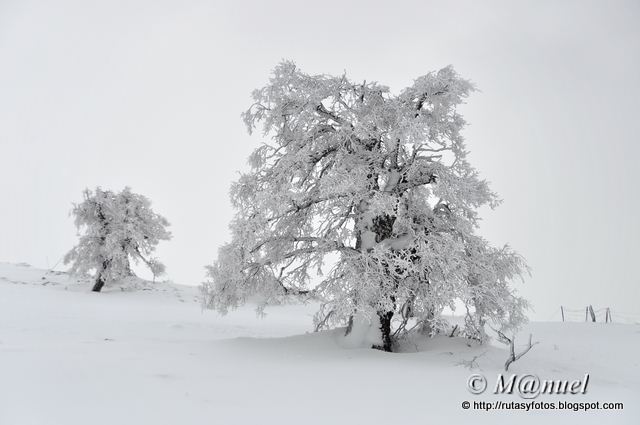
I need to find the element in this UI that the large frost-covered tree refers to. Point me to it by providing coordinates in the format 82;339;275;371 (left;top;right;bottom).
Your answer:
203;62;528;351
65;187;171;292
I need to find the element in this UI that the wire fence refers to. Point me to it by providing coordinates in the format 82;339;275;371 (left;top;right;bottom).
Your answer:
558;305;640;324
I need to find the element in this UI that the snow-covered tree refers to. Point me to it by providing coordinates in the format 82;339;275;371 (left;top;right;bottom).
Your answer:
203;61;528;351
65;187;171;292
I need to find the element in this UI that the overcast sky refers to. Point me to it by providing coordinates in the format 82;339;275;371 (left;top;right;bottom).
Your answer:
1;0;638;321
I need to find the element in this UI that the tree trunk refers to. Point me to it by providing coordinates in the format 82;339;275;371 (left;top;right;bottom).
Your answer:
373;310;394;352
344;315;354;335
354;192;398;351
124;256;133;276
95;205;109;293
121;241;134;276
92;261;108;292
92;273;105;292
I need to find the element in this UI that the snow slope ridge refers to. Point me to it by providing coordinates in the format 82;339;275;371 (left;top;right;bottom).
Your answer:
0;262;638;425
0;261;199;300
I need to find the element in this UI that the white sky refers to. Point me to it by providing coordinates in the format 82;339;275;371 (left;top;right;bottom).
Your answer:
1;0;639;321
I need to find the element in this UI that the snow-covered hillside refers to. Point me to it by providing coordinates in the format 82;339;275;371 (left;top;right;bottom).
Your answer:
0;263;638;424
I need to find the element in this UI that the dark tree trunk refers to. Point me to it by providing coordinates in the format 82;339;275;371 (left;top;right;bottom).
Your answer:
92;273;105;292
373;310;394;352
344;315;354;336
371;214;397;352
92;261;109;292
94;204;109;293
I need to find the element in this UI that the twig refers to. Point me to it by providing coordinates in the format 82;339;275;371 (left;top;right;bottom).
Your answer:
314;310;334;332
449;324;459;338
495;330;539;371
457;351;487;370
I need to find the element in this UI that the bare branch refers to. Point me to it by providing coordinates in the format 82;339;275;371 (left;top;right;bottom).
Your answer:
314;310;334;332
494;330;539;372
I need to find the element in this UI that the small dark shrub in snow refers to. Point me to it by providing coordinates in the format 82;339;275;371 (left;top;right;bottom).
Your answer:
65;187;171;292
203;61;528;351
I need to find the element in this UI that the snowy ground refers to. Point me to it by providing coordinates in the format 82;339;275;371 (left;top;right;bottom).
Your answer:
0;262;638;425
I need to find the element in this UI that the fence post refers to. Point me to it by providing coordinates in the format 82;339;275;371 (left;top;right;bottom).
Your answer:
589;305;596;322
561;306;565;322
585;306;588;322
